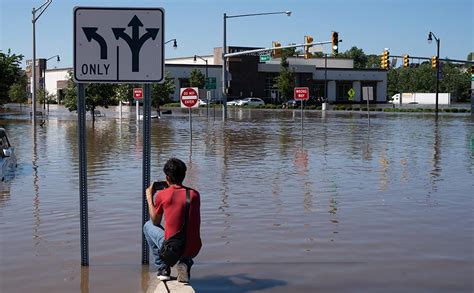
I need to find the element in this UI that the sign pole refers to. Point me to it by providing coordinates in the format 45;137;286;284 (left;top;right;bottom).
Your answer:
141;84;151;264
301;100;304;132
189;108;192;145
136;100;139;124
77;82;89;266
367;92;370;126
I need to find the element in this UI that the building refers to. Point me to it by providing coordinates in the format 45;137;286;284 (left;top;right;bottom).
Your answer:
40;46;387;104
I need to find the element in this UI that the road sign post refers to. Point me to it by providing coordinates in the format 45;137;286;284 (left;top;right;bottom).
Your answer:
362;86;374;126
73;7;165;266
180;87;199;147
294;87;309;133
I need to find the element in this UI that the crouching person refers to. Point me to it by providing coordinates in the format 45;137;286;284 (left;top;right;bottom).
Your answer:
144;158;202;282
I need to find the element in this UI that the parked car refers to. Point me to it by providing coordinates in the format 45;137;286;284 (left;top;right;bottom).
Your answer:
227;99;241;106
237;98;265;106
0;128;17;181
284;99;299;107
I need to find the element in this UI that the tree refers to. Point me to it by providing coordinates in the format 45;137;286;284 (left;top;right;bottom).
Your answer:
0;49;24;105
340;46;368;69
386;62;470;101
63;71;117;124
152;72;175;108
366;54;381;69
274;49;295;101
8;82;28;110
115;84;134;104
189;69;205;88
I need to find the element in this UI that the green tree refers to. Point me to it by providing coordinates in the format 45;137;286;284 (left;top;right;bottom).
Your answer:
274;49;295;101
340;46;368;69
115;84;134;104
189;69;205;88
63;71;117;124
0;49;24;105
152;72;175;108
366;54;381;69
386;62;470;101
8;82;28;110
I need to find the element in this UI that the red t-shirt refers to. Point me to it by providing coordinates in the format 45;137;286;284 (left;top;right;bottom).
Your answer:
154;185;202;258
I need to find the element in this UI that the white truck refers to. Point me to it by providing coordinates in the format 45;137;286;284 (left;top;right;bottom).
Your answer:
390;93;451;105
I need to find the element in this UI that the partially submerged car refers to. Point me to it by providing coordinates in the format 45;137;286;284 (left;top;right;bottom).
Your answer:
0;128;16;181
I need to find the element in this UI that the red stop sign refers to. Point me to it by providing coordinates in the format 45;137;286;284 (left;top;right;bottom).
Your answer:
180;87;199;108
133;88;143;99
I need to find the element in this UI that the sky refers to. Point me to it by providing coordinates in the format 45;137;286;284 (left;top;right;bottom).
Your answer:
1;0;473;69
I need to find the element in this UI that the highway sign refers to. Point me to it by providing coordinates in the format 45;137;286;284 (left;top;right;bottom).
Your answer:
180;87;199;108
294;87;309;100
74;7;164;83
259;54;271;62
133;88;143;99
205;77;216;89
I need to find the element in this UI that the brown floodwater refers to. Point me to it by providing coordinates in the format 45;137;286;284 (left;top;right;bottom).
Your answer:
1;107;473;292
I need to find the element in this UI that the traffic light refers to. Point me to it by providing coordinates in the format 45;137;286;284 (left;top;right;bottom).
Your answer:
403;54;410;68
272;41;281;58
304;35;313;59
380;50;390;70
331;32;339;56
431;56;438;69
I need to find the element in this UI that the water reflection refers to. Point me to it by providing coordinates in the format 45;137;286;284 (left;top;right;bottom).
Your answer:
32;127;41;254
429;121;442;192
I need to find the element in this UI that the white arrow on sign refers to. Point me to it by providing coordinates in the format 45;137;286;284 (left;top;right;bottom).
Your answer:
74;7;164;83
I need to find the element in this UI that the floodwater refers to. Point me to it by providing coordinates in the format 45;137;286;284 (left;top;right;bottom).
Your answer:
1;107;473;292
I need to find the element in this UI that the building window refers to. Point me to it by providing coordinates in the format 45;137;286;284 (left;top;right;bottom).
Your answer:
336;82;353;102
264;73;277;99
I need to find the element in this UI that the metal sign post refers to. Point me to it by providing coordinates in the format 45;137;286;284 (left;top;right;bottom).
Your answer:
362;86;374;126
77;82;89;266
294;87;309;134
180;87;199;148
141;84;152;264
74;7;165;266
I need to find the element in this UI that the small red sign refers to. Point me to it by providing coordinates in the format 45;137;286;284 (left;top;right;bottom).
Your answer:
294;87;309;100
133;88;143;99
180;87;199;108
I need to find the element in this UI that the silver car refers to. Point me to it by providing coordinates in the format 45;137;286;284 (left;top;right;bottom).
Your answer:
0;128;16;181
237;98;265;106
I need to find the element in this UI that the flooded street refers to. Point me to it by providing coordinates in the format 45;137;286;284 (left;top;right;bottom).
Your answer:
1;108;473;292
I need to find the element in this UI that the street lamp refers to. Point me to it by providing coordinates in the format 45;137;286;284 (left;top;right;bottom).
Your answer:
43;55;60;111
222;10;291;120
32;0;52;127
428;32;440;116
194;54;209;117
165;39;178;49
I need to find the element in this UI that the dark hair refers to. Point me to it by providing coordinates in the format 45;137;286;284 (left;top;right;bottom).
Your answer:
163;158;187;184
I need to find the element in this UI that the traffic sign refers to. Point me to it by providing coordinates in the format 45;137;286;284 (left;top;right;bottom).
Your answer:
259;54;271;62
133;88;143;99
348;88;355;100
180;87;199;108
205;77;216;89
74;7;164;83
294;87;309;100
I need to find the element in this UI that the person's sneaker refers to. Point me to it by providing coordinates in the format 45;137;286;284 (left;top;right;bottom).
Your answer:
157;267;171;281
176;262;189;283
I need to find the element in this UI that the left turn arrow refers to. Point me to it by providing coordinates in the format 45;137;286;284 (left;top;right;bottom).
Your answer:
82;27;108;60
